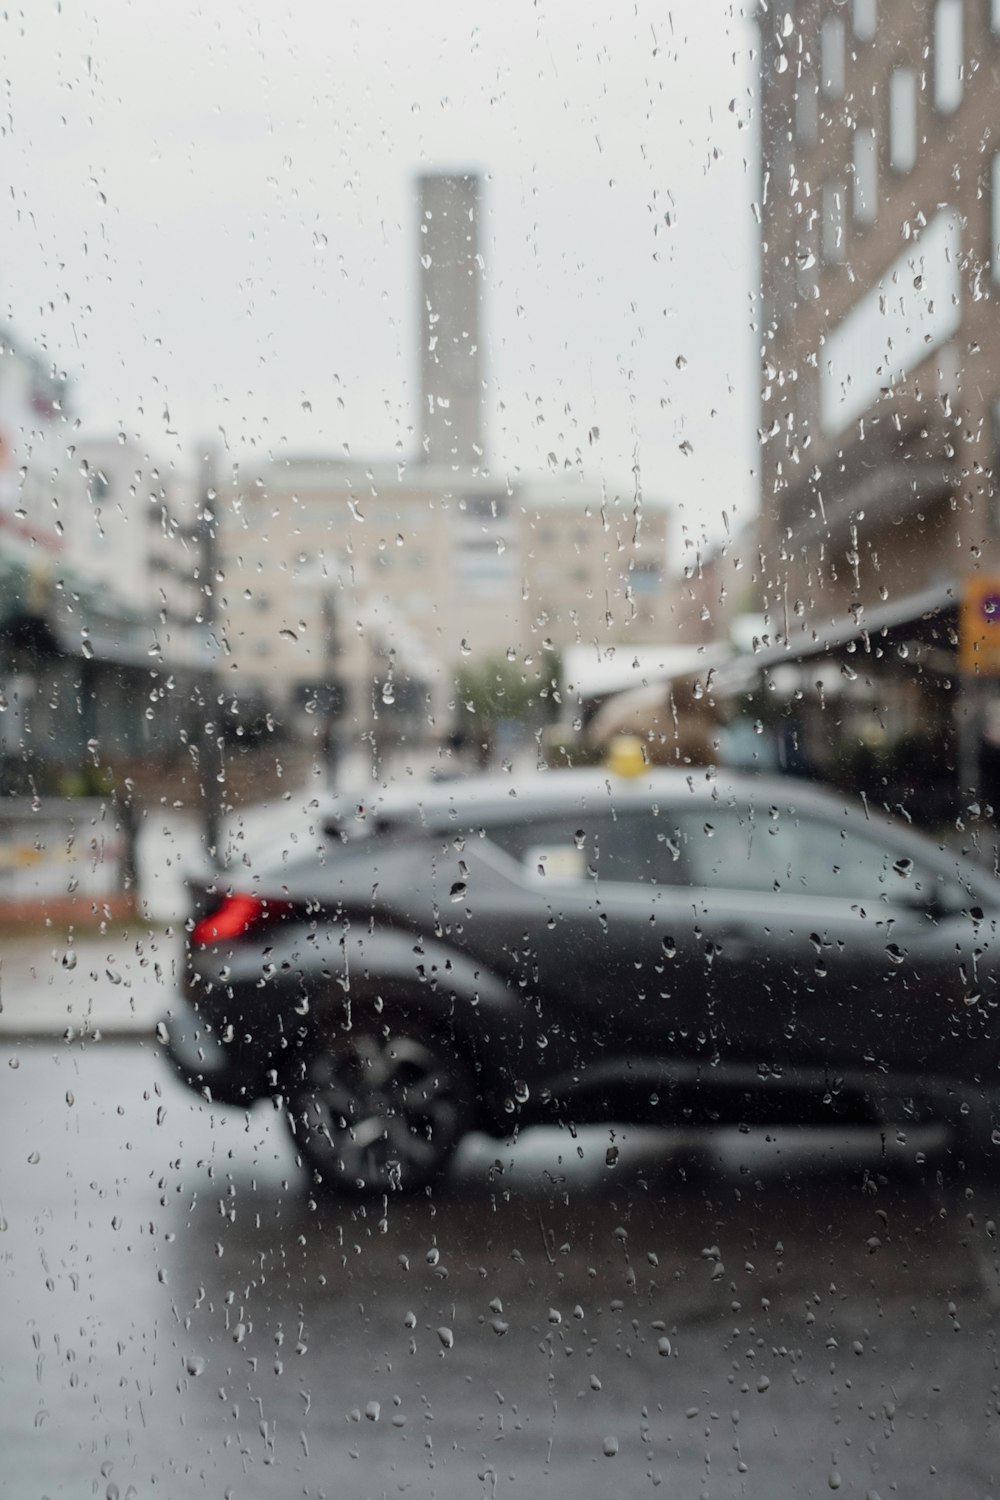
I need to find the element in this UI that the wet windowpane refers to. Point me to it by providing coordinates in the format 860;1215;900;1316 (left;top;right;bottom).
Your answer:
853;0;878;43
852;125;878;226
933;0;964;114
821;14;846;98
822;182;846;264
6;0;1000;1493
889;67;919;175
794;73;819;149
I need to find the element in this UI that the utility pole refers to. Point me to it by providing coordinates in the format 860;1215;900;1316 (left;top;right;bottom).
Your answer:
197;445;223;855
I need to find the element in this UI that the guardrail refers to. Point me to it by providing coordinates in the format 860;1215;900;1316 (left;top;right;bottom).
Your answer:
0;797;137;924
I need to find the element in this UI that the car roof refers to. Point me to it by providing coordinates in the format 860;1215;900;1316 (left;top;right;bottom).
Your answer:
329;765;888;830
213;766;997;900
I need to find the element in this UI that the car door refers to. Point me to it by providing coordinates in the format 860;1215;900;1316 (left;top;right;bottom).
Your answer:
433;801;705;1059
666;799;978;1085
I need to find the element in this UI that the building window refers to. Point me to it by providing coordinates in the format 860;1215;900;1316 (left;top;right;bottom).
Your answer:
933;0;963;114
852;127;877;225
889;67;918;173
628;561;661;596
794;75;819;147
822;184;845;264
821;14;846;97
796;210;820;298
853;0;877;42
992;152;1000;284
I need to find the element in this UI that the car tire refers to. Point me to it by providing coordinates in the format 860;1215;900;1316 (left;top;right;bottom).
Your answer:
286;1024;474;1196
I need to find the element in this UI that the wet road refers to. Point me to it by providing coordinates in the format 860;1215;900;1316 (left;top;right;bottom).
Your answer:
3;1037;1000;1498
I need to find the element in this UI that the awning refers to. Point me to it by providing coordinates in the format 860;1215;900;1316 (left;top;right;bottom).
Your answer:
714;579;957;692
562;642;729;705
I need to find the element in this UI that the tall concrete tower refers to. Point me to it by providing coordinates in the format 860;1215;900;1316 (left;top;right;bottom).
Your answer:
417;173;484;468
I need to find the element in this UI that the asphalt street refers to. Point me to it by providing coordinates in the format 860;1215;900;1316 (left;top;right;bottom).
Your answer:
3;1029;1000;1498
3;798;1000;1496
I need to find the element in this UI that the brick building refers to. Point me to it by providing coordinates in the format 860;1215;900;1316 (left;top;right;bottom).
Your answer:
753;0;1000;811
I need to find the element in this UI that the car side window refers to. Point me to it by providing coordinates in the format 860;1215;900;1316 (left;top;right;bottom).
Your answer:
485;810;666;885
669;808;947;903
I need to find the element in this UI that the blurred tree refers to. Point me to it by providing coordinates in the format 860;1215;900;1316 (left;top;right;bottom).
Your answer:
454;649;561;764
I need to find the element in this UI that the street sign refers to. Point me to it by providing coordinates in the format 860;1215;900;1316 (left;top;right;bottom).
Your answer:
960;575;1000;675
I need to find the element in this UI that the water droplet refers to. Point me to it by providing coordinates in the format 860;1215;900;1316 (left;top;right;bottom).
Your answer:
602;1436;619;1458
436;1326;453;1349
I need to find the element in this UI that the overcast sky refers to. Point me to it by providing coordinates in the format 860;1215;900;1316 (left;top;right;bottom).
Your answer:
0;0;758;550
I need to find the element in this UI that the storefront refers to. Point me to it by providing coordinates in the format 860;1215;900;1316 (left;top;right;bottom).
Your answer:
714;581;961;827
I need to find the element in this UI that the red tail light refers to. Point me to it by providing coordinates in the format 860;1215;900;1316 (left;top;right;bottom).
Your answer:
191;893;291;947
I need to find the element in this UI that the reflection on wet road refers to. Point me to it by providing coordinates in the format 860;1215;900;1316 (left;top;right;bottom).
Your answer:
3;1039;999;1497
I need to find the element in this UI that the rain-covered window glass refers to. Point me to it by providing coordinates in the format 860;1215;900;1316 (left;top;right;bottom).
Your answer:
822;182;846;263
820;13;846;97
889;67;919;174
11;2;1000;1494
852;125;878;226
794;73;819;148
795;208;820;299
933;0;964;114
853;0;878;43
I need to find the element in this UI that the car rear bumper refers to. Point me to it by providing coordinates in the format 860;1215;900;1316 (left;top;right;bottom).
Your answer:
158;994;277;1106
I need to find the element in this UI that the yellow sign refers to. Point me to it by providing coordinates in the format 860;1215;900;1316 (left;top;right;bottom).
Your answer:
960;575;1000;675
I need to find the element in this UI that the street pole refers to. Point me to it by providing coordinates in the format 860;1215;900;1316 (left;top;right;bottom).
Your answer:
198;449;223;856
958;672;981;812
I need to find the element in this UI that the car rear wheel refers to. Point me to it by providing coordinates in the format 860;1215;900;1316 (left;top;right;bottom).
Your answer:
287;1026;473;1196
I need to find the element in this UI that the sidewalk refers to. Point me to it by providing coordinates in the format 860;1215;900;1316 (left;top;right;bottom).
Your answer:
0;753;467;1039
0;922;182;1038
0;805;204;1038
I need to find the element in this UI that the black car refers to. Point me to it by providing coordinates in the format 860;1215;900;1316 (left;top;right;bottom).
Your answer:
162;766;1000;1195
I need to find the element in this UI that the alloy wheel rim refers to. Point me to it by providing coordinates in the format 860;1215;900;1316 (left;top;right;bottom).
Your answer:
302;1033;464;1188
